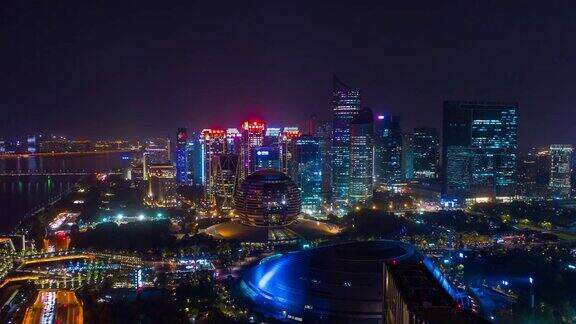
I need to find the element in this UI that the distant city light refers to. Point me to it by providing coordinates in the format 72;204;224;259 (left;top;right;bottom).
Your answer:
138;214;145;221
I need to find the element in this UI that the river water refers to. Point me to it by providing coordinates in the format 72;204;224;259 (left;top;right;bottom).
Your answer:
0;152;134;233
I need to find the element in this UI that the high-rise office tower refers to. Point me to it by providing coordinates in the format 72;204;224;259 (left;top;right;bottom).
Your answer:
315;121;333;203
549;144;573;199
442;101;518;200
374;115;403;185
332;76;361;206
187;132;203;186
225;128;242;155
201;129;226;204
241;120;266;178
143;138;171;180
250;146;281;172
144;164;179;208
264;127;281;146
534;148;551;197
295;135;322;214
280;127;300;181
175;128;189;184
518;151;538;197
412;128;439;179
349;108;374;204
212;154;239;210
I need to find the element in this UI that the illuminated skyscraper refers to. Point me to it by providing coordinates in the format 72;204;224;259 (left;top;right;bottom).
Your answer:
518;151;538;197
143;138;171;180
226;128;242;154
175;128;188;184
412;128;439;179
212;154;239;210
201;129;226;204
144;164;179;207
442;101;518;200
250;146;281;172
264;127;281;146
549;144;573;199
374;115;403;185
349;107;374;204
332;76;361;206
187;132;203;186
280;127;300;180
241;120;266;178
295;135;322;214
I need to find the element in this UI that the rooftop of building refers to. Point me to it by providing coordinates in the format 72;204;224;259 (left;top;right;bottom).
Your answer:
386;261;488;323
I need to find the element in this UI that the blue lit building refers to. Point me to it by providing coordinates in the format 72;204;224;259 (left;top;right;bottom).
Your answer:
442;101;518;200
250;146;281;173
295;135;322;214
374;115;403;185
175;128;188;184
264;127;281;146
349;108;374;204
240;241;481;323
332;76;361;207
187;132;203;186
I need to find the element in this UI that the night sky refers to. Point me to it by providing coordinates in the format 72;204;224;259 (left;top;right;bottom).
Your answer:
2;0;576;149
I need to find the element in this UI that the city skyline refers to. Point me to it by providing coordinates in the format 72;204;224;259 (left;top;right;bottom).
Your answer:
2;2;576;149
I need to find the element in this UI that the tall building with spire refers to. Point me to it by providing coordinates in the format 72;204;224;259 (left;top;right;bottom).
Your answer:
331;76;361;207
175;128;189;184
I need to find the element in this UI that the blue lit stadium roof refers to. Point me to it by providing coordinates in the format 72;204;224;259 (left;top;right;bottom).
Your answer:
241;240;420;321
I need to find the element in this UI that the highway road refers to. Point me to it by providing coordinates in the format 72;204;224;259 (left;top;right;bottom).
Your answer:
23;289;83;324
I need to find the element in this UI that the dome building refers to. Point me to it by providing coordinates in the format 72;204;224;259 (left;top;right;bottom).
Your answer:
241;241;488;323
234;169;301;226
204;169;338;244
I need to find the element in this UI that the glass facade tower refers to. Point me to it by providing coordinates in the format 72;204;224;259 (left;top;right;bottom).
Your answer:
412;128;439;179
175;128;189;184
442;101;518;200
349;108;374;204
295;136;322;214
374;115;403;185
332;76;361;206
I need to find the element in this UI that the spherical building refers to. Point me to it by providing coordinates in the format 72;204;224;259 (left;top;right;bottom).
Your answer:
203;169;339;244
234;169;301;226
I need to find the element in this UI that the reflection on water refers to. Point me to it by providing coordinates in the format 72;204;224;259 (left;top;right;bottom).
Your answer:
0;151;133;174
0;175;81;233
0;152;135;233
